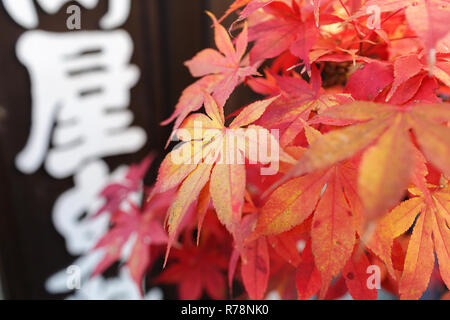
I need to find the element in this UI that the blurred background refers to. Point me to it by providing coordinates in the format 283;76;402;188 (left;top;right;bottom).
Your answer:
0;0;254;299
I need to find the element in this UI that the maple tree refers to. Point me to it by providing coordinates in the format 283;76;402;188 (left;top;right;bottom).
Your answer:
91;0;450;300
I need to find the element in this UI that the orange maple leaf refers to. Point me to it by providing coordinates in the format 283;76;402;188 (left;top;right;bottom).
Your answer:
255;126;364;295
367;183;450;299
281;101;450;219
156;92;295;262
162;12;258;137
257;65;353;146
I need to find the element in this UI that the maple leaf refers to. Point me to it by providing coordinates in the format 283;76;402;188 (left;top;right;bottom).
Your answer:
247;69;281;96
310;166;357;296
342;245;379;300
185;12;256;108
311;0;337;27
267;230;302;267
227;213;257;292
160;75;223;135
255;124;363;235
258;65;353;146
345;61;394;101
162;12;258;136
92;202;168;291
408;1;450;54
368;184;450;299
312;0;321;27
255;127;363;294
95;155;154;217
296;239;379;300
219;0;275;23
308;16;375;66
107;0;450;301
345;53;448;105
241;237;271;300
296;239;322;300
247;1;319;68
156;92;294;262
281;101;450;219
386;52;450;104
355;0;450;64
219;0;253;22
387;54;425;103
157;239;229;300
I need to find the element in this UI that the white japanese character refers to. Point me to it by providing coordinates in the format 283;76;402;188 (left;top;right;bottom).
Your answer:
15;30;146;178
46;160;155;299
46;256;164;300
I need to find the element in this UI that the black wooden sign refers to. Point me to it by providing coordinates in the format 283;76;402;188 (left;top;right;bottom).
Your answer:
0;0;236;299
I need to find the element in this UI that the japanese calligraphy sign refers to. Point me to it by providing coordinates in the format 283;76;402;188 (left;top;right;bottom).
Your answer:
0;0;232;300
0;0;164;299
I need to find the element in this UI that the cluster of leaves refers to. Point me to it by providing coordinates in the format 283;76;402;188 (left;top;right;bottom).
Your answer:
92;0;450;300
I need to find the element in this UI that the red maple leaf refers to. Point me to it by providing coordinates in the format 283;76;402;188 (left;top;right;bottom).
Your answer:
94;155;154;217
92;202;168;293
162;12;258;137
248;1;320;68
156;237;229;300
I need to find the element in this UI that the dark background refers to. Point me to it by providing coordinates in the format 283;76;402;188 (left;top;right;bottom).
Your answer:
0;0;252;299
